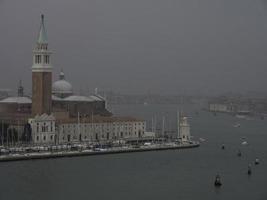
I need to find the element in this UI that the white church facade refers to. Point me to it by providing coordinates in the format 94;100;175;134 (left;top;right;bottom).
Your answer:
28;114;56;144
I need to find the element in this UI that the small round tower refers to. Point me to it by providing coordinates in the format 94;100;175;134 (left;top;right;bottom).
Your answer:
179;116;191;143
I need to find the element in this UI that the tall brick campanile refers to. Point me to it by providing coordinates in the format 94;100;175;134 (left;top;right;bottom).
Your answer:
32;15;52;115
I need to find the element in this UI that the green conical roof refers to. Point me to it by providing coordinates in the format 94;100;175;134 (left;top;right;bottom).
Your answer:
37;14;48;44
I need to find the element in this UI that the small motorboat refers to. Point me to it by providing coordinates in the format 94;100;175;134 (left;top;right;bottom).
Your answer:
247;165;252;175
255;158;260;165
233;123;241;128
199;138;206;142
237;150;241;157
214;175;222;187
241;141;248;145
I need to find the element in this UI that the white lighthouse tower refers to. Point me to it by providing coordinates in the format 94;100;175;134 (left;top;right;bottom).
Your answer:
179;116;191;143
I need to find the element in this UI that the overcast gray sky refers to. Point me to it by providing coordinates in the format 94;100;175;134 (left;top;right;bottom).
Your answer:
1;0;267;95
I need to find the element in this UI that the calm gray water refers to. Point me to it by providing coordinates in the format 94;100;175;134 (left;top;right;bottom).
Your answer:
0;104;266;200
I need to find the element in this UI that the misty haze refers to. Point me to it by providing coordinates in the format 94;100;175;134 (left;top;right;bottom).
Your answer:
0;0;267;200
1;0;267;95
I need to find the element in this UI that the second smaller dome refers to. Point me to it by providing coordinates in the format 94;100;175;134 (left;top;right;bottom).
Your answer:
52;71;73;98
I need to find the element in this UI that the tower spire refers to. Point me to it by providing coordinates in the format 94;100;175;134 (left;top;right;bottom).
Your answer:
37;14;48;45
32;14;52;115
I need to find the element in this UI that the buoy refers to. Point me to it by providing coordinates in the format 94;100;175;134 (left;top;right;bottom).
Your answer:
221;144;225;150
237;150;241;157
247;165;252;175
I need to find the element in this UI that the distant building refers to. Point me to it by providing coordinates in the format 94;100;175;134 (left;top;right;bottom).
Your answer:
28;114;56;144
0;90;9;100
209;103;235;113
29;115;146;145
51;70;111;118
0;81;31;114
207;96;260;115
0;15;110;120
57;117;145;144
0;15;145;145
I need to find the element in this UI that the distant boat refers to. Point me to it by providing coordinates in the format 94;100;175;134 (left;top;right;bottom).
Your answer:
241;141;248;145
233;123;241;128
214;175;222;187
235;111;250;119
235;115;246;119
143;102;148;106
199;138;206;142
255;158;259;165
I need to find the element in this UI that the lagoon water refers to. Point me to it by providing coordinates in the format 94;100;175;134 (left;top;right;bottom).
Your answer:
0;104;266;200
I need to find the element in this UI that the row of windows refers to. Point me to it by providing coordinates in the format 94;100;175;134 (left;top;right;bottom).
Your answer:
61;127;144;134
35;55;50;64
37;122;54;127
62;122;144;128
60;133;122;141
36;135;54;141
36;125;53;133
61;124;144;130
60;130;144;140
35;130;144;143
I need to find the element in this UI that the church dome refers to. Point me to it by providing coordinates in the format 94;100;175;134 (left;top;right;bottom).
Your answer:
52;71;73;97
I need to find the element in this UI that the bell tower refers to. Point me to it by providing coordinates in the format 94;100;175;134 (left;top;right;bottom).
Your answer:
32;14;52;115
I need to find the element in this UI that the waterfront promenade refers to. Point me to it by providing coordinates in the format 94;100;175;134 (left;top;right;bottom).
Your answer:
0;142;199;162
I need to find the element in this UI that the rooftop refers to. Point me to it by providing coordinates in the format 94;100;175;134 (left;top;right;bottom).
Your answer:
57;116;144;124
0;96;32;104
